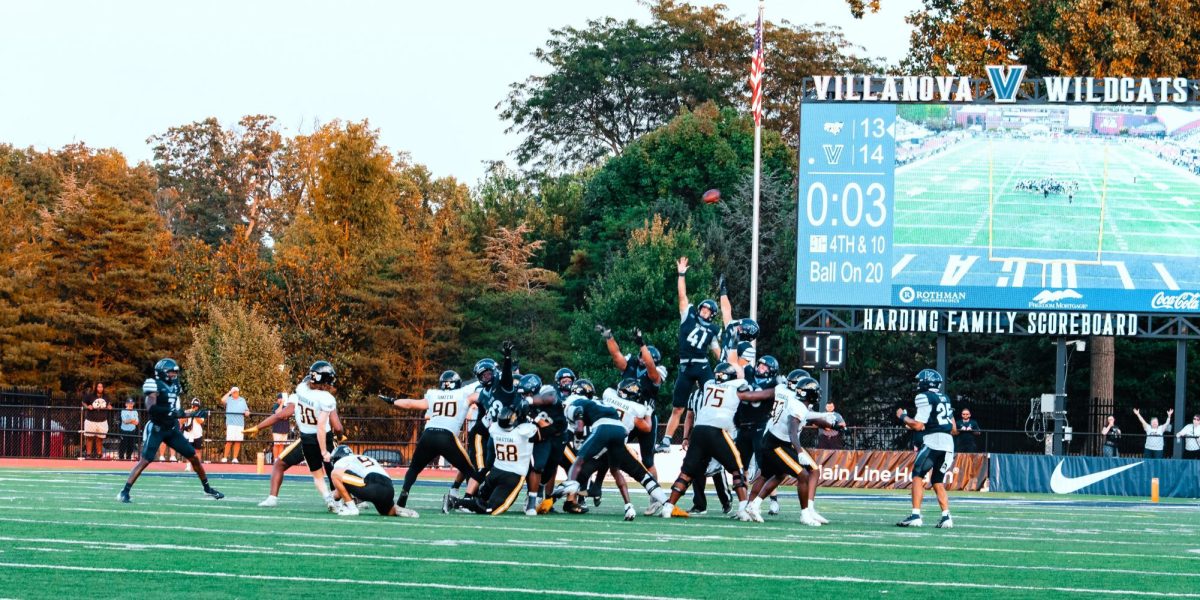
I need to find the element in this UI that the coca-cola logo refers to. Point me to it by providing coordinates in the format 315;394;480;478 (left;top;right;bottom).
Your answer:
1151;292;1200;311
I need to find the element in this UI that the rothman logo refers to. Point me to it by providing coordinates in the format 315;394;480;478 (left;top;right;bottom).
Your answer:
1032;289;1083;304
1049;460;1142;494
898;287;965;305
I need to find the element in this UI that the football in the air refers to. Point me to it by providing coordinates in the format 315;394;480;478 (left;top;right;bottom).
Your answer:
702;188;721;204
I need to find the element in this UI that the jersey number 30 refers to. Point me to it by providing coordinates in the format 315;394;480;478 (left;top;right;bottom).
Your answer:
299;406;318;426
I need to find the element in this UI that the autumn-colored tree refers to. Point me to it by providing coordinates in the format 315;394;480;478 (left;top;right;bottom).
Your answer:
183;301;290;417
483;224;562;292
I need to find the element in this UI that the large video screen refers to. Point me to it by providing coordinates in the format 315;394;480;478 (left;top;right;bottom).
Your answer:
795;103;1200;313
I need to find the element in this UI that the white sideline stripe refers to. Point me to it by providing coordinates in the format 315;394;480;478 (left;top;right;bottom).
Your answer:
1153;262;1181;290
1;560;1195;599
0;515;1194;569
0;562;673;600
2;533;1196;581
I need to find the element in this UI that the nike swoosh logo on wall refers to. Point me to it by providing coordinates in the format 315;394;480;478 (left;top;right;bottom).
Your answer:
1049;460;1143;494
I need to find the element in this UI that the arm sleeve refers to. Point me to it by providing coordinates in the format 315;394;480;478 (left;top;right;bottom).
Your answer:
914;394;932;423
500;354;514;392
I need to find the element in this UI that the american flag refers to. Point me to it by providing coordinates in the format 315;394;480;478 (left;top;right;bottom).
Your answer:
749;6;765;126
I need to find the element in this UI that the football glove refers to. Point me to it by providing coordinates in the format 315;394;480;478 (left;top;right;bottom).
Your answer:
501;340;515;358
717;273;728;297
378;394;396;405
595;324;612;340
243;425;261;435
633;328;644;347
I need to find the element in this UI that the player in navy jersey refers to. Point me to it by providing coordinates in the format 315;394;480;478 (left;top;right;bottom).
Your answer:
458;342;520;505
660;256;722;452
896;369;957;528
528;368;574;514
734;355;780;512
448;356;498;500
118;358;223;503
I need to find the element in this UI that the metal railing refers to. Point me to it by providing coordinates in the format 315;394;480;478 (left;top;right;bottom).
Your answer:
2;404;1194;464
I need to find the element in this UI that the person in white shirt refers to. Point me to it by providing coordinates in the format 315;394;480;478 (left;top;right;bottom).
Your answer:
244;361;345;509
1133;407;1173;459
327;445;417;518
1175;414;1200;459
220;387;250;463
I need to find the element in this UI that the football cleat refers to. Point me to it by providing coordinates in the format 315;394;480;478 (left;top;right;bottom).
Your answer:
563;500;589;514
258;496;278;507
746;506;765;523
736;509;752;522
441;494;453;514
644;499;665;516
204;485;224;500
935;515;954;529
721;499;733;515
669;505;690;518
536;498;555;515
896;514;924;527
337;502;359;516
799;512;823;527
691;508;708;516
623;503;636;521
394;506;419;518
117;490;131;503
654;437;671;453
768;499;780;516
810;509;829;524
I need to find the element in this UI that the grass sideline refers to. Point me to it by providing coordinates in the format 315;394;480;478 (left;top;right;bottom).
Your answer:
0;468;1198;599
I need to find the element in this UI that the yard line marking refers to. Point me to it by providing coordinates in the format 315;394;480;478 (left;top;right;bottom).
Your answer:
0;562;675;600
1153;262;1180;290
0;560;1196;598
0;515;1192;562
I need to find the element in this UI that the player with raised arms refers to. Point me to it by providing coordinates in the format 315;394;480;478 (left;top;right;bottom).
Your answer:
118;358;223;503
659;256;722;453
896;368;957;529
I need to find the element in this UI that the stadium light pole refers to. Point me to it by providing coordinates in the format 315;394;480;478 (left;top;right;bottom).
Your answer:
1173;339;1187;459
1053;337;1067;455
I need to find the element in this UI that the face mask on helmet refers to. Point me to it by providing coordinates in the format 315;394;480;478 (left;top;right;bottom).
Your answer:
697;299;719;323
571;379;596;399
617;378;641;400
714;362;738;382
439;370;462;390
517;374;542;397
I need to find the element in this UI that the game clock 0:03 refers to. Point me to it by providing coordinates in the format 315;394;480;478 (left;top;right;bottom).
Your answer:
800;332;846;370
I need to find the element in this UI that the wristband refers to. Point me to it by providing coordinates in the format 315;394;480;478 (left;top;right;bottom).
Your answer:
677;272;686;277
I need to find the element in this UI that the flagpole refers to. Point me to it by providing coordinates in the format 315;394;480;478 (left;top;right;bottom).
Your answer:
749;0;764;322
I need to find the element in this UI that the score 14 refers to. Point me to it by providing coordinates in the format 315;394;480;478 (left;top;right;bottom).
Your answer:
858;117;888;164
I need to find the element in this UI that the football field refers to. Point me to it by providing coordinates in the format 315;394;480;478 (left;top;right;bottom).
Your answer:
892;137;1200;293
0;469;1198;599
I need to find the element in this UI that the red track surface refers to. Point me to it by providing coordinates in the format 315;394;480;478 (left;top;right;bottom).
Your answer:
0;457;457;480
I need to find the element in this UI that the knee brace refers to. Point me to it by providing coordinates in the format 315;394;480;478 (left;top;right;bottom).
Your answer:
731;470;747;491
671;475;691;496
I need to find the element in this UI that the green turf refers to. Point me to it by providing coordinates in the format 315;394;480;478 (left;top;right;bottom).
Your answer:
0;468;1198;599
893;137;1200;256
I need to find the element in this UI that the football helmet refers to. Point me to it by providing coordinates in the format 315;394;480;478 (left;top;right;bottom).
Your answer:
754;355;779;381
617;378;641;400
571;379;596;399
439;370;462;390
517;374;543;397
739;318;760;342
645;345;662;364
473;358;497;386
154;358;180;381
714;361;738;382
309;361;336;385
916;368;944;392
496;406;519;429
329;445;353;463
697;299;719;322
554;367;576;392
794;376;821;402
785;369;812;391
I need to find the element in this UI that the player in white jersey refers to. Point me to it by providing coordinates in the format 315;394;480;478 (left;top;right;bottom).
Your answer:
745;371;835;525
661;361;774;520
381;370;480;509
244;361;344;509
444;406;549;515
327;445;418;518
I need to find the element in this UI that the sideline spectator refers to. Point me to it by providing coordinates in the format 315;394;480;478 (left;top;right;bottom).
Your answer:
181;398;208;466
118;398;140;460
81;383;110;459
1101;415;1122;457
270;392;291;462
1133;408;1173;459
955;409;982;453
816;400;847;449
221;387;250;463
1176;414;1200;459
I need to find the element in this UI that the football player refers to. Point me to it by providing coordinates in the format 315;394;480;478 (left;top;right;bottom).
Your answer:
897;368;956;528
660;361;774;520
244;361;343;510
735;355;781;514
459;342;521;504
380;369;480;509
525;369;574;515
118;358;223;503
444;406;549;516
558;388;668;520
448;356;498;499
327;445;418;518
660;257;722;453
745;371;834;525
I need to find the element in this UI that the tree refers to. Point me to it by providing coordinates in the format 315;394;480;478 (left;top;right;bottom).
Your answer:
500;0;872;170
149;115;285;245
37;147;189;395
902;0;1200;77
568;215;713;408
183;302;290;414
483;224;561;292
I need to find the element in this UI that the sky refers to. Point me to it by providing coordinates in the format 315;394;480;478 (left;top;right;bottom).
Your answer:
0;0;920;187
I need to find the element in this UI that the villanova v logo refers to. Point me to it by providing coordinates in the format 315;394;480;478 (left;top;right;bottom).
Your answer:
822;144;844;165
986;65;1027;103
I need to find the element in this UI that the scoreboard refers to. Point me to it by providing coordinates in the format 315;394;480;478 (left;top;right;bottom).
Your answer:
796;104;897;307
